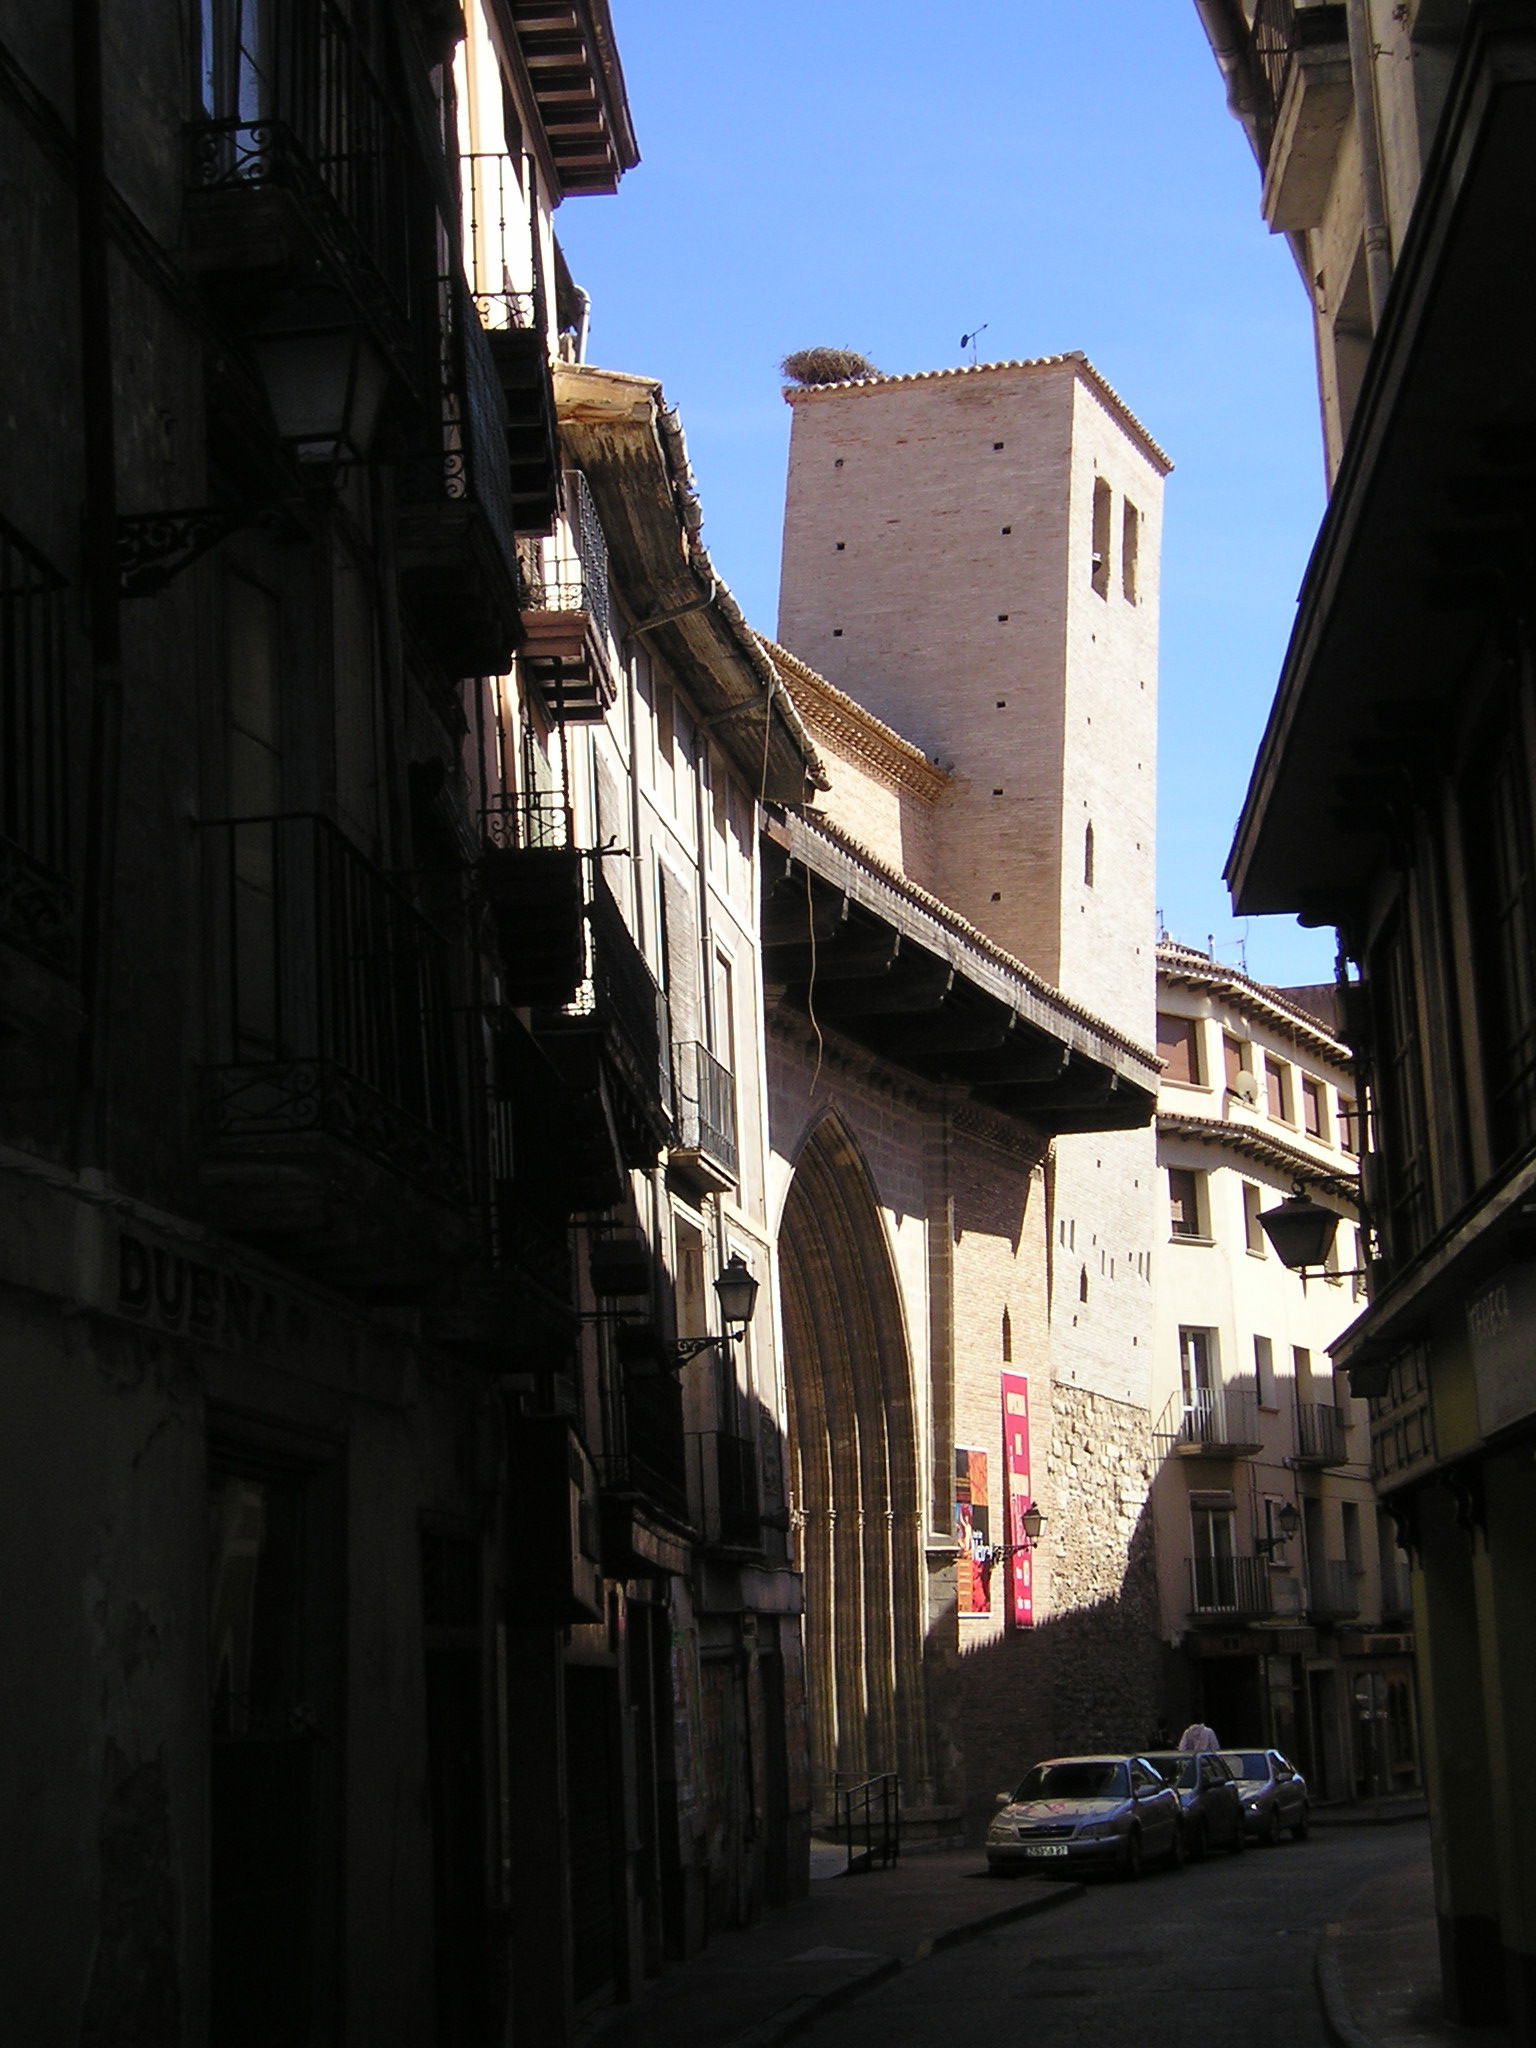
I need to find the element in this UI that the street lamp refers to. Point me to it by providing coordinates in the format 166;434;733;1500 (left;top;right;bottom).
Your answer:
117;287;390;596
1255;1500;1301;1556
665;1253;760;1366
976;1501;1046;1565
249;287;390;466
1258;1181;1367;1278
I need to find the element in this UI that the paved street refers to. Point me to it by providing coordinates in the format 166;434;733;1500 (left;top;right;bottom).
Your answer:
793;1825;1412;2048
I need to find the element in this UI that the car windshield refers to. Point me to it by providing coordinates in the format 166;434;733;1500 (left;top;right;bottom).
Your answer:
1227;1752;1271;1779
1013;1761;1129;1801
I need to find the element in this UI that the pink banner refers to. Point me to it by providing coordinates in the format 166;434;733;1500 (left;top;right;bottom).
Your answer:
1001;1373;1034;1628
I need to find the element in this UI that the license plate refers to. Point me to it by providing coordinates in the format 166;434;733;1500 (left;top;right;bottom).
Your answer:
1024;1843;1069;1857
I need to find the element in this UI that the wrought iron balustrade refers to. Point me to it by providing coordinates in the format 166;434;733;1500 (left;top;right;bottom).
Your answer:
399;275;520;579
604;1369;689;1525
0;516;72;969
561;872;671;1135
460;151;542;333
200;813;464;1199
524;471;612;641
481;788;572;852
1156;1386;1263;1456
186;0;417;344
1310;1557;1361;1620
1296;1399;1348;1466
1251;0;1349;127
672;1040;739;1181
1188;1552;1274;1619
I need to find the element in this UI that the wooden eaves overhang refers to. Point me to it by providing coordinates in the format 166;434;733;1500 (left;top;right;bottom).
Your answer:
1158;1111;1359;1205
764;810;1159;1135
1225;6;1536;926
553;363;826;806
494;0;639;199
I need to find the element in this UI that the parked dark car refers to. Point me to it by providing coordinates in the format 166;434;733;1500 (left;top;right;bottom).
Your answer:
986;1755;1183;1879
1218;1749;1311;1844
1144;1750;1246;1859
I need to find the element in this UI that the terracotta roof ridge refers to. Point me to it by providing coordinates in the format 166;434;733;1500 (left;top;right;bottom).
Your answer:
758;638;949;800
781;352;1173;474
1158;1108;1360;1197
1156;944;1349;1061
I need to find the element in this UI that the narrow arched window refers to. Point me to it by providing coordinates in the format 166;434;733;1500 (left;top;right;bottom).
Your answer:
1079;1265;1090;1302
1084;821;1095;888
1001;1307;1012;1362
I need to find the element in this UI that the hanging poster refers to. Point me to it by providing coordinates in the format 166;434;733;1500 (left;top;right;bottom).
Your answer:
954;1446;991;1615
1001;1372;1035;1629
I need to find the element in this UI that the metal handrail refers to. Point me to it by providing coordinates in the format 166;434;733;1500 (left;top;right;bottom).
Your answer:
460;150;542;334
1296;1400;1348;1465
1250;0;1349;122
1155;1386;1262;1453
836;1772;900;1875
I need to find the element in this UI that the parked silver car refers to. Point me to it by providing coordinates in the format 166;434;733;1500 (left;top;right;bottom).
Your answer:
986;1755;1183;1879
1143;1750;1246;1859
1218;1748;1311;1844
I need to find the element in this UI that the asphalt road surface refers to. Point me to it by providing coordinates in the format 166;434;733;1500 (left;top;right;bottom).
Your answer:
795;1823;1407;2048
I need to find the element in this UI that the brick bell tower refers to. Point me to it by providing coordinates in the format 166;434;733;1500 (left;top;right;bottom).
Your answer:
777;351;1169;1414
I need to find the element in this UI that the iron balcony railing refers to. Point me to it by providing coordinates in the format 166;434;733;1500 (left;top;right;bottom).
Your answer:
460;150;543;334
1156;1386;1263;1456
1295;1400;1349;1466
1188;1553;1274;1619
1250;0;1349;127
201;813;464;1199
481;788;572;852
688;1429;761;1549
572;872;671;1117
186;0;417;343
399;274;520;583
1310;1557;1362;1621
0;515;72;970
605;1369;690;1526
522;470;612;644
672;1040;739;1181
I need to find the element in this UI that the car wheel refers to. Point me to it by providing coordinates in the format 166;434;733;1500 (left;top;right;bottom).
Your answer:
1122;1828;1144;1880
1260;1809;1281;1848
1291;1805;1310;1842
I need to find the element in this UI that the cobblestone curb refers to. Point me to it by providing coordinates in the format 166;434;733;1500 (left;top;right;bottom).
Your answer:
720;1881;1086;2048
1315;1921;1377;2048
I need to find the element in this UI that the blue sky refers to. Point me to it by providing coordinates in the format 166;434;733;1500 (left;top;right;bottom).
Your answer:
556;0;1337;989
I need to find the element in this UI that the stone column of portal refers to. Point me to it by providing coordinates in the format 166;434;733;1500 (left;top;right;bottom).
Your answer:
1413;1481;1504;2026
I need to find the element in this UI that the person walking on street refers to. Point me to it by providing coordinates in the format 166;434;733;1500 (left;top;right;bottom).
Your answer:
1178;1720;1219;1752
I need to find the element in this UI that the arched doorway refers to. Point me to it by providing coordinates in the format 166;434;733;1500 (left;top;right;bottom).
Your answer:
779;1117;930;1826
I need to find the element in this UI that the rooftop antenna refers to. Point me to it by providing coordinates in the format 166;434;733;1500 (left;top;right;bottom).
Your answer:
959;323;988;365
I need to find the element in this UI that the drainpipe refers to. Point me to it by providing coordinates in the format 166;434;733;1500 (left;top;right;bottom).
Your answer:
1345;0;1394;326
71;0;124;1177
1191;0;1266;162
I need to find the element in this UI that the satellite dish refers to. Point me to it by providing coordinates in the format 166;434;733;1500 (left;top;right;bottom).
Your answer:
1232;1070;1259;1104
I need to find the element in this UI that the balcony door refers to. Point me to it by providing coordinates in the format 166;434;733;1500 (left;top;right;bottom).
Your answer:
1179;1326;1216;1437
1191;1501;1235;1612
198;0;272;123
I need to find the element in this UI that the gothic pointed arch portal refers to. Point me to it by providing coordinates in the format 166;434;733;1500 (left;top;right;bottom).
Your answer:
779;1116;931;1825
